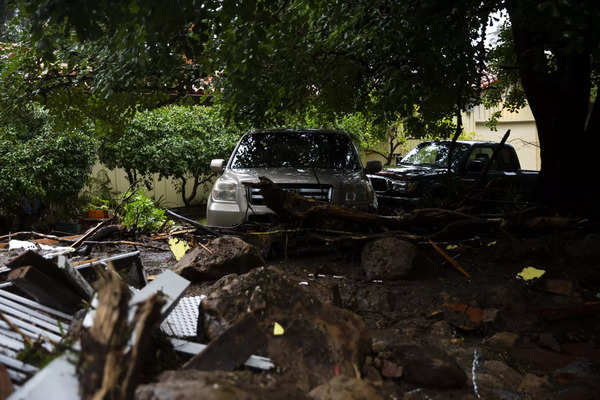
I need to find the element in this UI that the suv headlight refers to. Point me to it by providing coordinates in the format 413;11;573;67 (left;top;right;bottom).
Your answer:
212;179;237;202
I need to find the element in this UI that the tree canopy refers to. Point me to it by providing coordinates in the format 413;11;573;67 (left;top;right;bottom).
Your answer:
3;0;600;211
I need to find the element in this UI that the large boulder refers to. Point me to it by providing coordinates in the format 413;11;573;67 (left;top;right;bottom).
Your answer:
173;236;264;281
199;267;370;391
135;370;309;400
361;238;419;280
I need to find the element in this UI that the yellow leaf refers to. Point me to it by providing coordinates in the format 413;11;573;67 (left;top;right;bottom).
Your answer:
517;266;546;281
446;244;459;250
487;241;497;247
169;238;190;261
273;322;284;336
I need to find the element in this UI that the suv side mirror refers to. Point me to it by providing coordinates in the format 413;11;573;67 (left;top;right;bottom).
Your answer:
210;159;225;173
396;155;403;165
365;160;382;174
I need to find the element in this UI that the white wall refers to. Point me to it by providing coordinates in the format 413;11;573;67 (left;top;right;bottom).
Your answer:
89;163;213;208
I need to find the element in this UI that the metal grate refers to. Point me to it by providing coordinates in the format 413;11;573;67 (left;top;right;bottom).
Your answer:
248;184;333;205
160;296;205;338
0;289;72;386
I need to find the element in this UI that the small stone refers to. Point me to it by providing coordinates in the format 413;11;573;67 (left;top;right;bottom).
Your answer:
538;333;561;352
363;365;382;382
373;358;382;369
381;360;403;378
372;340;387;353
484;332;519;348
518;373;551;394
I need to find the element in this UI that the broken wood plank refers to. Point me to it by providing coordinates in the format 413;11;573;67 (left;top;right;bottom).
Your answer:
0;363;13;398
428;239;471;279
8;251;92;300
70;220;109;249
80;265;165;400
7;266;84;314
182;313;266;371
56;255;94;300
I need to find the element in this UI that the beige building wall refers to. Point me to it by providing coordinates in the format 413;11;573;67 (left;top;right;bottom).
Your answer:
462;103;541;170
89;163;213;208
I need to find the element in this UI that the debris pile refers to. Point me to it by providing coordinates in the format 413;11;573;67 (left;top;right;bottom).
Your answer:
0;179;598;399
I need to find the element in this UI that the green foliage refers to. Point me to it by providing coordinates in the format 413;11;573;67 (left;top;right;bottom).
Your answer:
0;107;96;215
120;189;171;233
99;105;244;205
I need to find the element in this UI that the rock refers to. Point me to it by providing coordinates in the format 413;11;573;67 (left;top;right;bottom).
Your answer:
484;332;519;348
538;333;561;352
363;365;383;382
372;339;387;354
517;373;551;394
544;280;575;296
482;308;500;323
308;375;383;400
173;236;264;281
361;238;418;280
553;360;600;388
475;360;523;392
509;347;579;372
429;320;455;338
135;370;309;400
381;360;403;378
199;267;370;391
391;345;467;389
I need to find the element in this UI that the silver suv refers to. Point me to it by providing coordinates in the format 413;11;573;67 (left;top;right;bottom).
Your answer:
206;129;380;226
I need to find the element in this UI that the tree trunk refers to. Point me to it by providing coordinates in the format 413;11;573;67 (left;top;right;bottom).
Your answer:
508;2;599;214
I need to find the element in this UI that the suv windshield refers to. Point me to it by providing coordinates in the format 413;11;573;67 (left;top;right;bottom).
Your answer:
231;131;362;170
401;142;471;169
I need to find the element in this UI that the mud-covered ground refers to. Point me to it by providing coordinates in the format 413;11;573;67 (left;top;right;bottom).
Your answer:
102;228;600;400
3;222;597;399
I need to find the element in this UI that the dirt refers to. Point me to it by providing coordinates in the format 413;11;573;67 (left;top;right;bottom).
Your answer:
5;225;598;399
141;229;600;399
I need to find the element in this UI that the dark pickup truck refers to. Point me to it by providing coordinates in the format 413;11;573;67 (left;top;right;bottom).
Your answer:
367;140;539;208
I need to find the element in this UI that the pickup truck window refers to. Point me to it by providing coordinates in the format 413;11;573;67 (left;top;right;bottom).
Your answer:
467;146;519;172
231;131;362;171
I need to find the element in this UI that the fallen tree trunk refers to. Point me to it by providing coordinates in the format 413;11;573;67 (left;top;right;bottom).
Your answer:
244;177;479;232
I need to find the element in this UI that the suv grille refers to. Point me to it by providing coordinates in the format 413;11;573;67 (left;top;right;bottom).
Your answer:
368;176;389;192
248;184;333;205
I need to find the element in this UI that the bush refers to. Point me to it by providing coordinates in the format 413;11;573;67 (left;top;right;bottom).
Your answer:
0;108;96;221
120;189;171;233
99;105;245;206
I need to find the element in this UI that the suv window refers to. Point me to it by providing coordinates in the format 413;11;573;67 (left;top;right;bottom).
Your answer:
231;131;362;171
